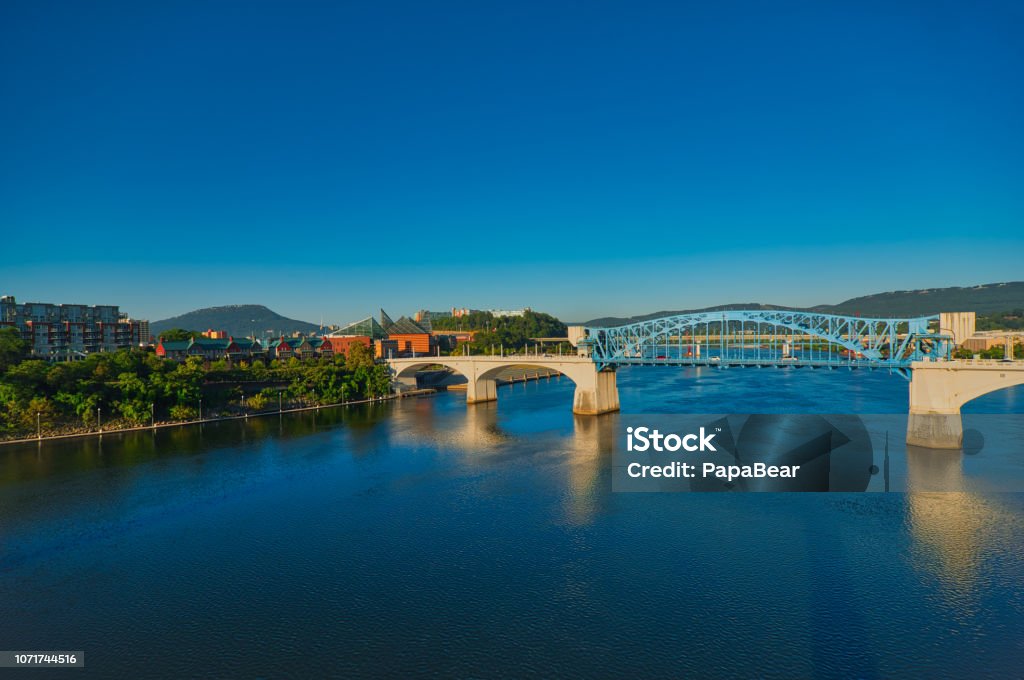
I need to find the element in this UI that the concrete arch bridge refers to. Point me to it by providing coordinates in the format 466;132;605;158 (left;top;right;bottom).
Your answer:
389;354;619;415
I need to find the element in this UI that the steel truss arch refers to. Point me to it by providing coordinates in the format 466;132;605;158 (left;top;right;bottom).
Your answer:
583;309;950;373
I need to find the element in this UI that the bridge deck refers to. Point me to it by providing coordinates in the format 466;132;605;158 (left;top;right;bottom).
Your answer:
602;357;913;370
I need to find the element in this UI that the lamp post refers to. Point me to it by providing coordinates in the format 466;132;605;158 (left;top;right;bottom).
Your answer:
97;407;101;432
151;403;155;429
198;398;202;421
279;391;282;413
37;412;41;440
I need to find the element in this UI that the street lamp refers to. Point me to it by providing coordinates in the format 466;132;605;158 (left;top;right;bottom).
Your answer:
97;407;101;432
37;411;41;440
198;398;202;421
151;403;155;429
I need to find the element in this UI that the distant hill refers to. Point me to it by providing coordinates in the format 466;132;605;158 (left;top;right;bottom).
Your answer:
813;282;1024;317
584;282;1024;326
151;305;320;339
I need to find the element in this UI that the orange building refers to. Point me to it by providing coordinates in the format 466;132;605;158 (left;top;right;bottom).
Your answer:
374;339;399;359
384;317;435;356
325;335;372;357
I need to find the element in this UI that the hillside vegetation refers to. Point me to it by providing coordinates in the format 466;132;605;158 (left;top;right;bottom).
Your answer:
151;305;320;338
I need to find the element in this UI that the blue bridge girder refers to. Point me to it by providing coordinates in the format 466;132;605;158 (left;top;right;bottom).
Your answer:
582;309;952;377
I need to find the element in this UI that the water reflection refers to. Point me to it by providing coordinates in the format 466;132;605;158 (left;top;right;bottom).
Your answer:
563;414;618;525
904;446;1018;606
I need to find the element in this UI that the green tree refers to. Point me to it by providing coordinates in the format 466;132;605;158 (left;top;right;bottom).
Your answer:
21;396;57;432
55;391;103;427
0;382;19;432
345;342;375;370
247;392;269;411
115;372;154;425
170;405;198;421
0;326;28;373
159;328;202;342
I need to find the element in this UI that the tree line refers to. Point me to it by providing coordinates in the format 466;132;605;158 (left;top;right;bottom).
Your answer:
430;310;568;353
0;327;391;439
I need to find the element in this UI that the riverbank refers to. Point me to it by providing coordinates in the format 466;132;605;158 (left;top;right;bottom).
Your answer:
0;390;434;447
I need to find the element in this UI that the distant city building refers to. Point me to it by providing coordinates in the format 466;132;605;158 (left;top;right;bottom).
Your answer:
414;309;453;323
445;307;531;319
1;295;144;359
432;329;474;343
962;332;1023;352
156;335;266;362
136;319;151;346
489;308;531;318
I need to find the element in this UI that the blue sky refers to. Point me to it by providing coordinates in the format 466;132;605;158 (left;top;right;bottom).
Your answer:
1;1;1021;324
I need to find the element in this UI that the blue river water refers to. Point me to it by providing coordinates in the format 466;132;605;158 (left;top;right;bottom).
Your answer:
1;366;1022;678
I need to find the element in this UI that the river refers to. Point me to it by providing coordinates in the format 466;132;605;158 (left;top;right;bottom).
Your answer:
1;366;1022;678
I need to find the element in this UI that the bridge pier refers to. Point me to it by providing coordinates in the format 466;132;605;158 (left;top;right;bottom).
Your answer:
907;413;963;450
466;378;497;404
572;369;620;415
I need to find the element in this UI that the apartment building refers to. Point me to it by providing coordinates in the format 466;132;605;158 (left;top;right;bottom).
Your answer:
0;295;146;359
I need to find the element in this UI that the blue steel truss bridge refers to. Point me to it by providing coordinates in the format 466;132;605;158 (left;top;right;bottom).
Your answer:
582;310;953;379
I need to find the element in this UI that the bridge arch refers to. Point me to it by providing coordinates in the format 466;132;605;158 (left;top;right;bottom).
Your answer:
910;362;1024;415
584;310;948;369
908;361;1024;449
387;356;619;415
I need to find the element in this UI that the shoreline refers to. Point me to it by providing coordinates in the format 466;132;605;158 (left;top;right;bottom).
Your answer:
0;391;432;447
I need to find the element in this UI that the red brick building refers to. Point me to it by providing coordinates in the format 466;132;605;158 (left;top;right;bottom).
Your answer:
325;335;372;357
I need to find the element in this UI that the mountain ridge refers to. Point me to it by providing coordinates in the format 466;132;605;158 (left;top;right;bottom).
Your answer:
150;304;320;338
582;281;1024;327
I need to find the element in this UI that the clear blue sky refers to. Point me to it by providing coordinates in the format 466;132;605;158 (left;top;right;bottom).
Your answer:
1;1;1021;323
